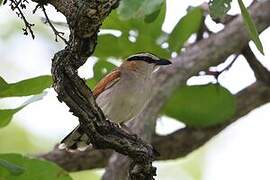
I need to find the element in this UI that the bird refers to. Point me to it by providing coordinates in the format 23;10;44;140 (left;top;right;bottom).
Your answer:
60;52;171;150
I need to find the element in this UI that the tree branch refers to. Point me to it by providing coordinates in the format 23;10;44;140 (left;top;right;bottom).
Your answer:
102;107;157;180
146;0;270;162
242;45;270;85
41;81;270;170
28;0;157;179
39;0;270;175
153;82;270;160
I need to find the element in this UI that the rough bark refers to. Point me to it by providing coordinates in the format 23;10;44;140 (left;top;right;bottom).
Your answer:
102;109;157;180
32;0;157;179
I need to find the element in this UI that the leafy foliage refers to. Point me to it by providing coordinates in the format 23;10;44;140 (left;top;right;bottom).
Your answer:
144;7;162;23
0;92;47;128
95;3;168;60
91;2;204;94
209;0;232;19
163;84;236;127
92;2;168;88
0;107;24;128
0;76;50;128
86;78;97;89
93;60;117;81
168;7;203;52
95;2;203;62
237;0;264;55
209;0;264;54
117;0;164;22
0;154;72;180
0;76;52;98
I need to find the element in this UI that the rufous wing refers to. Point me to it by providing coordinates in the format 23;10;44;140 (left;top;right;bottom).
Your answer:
92;69;121;99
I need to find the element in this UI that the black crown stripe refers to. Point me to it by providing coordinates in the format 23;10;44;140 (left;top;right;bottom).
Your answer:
127;55;157;64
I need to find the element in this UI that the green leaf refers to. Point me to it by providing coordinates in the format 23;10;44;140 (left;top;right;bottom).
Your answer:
144;7;162;23
93;60;117;81
95;2;169;60
0;92;47;128
163;84;236;127
0;107;24;128
209;0;232;19
86;78;97;89
0;76;52;98
117;0;163;20
86;60;116;90
168;7;203;52
0;76;7;87
0;153;72;180
238;0;264;55
0;159;25;176
95;34;134;59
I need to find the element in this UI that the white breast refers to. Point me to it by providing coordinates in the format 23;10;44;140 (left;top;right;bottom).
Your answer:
96;74;152;123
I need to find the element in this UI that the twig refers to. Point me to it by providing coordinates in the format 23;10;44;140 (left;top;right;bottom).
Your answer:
37;4;69;45
242;45;270;85
8;0;35;39
40;17;68;27
206;54;239;81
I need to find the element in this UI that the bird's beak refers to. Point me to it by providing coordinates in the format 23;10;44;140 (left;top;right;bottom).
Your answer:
156;58;172;65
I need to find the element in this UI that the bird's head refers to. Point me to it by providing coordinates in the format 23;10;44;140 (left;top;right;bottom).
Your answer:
121;53;171;75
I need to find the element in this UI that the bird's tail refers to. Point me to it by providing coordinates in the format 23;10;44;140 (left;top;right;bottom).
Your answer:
59;125;90;150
